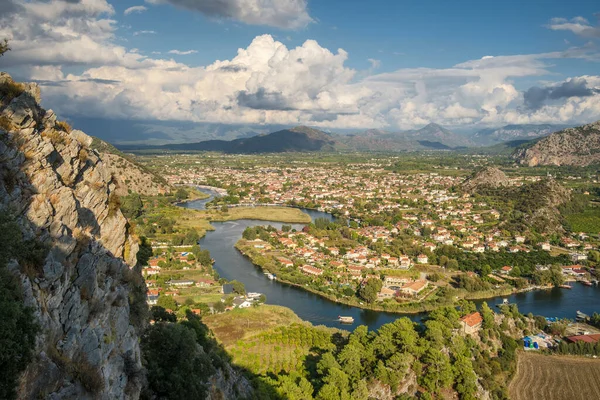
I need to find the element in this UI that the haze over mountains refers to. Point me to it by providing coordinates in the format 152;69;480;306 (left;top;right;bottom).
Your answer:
117;121;572;153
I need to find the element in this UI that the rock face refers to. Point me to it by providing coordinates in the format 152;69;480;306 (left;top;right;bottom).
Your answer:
462;166;510;193
514;120;600;166
0;73;144;399
89;137;170;196
471;124;564;146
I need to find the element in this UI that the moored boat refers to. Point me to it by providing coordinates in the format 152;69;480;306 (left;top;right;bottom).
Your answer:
582;281;593;287
496;298;511;307
559;284;572;289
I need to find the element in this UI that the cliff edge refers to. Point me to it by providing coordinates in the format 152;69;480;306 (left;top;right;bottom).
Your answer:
0;72;145;399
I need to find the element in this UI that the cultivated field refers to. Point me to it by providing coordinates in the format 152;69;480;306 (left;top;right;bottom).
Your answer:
509;352;600;400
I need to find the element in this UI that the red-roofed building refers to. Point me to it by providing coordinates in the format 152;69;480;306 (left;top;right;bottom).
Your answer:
460;312;483;334
566;334;600;344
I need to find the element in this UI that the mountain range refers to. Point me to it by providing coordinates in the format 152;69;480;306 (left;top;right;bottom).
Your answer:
514;120;600;167
119;122;575;154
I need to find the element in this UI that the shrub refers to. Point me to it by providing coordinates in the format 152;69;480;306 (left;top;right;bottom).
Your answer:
55;120;72;133
0;115;14;132
107;192;121;217
41;129;67;146
0;80;25;103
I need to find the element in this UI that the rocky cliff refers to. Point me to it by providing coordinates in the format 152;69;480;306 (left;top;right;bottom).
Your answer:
0;72;144;399
514;120;600;166
89;137;170;196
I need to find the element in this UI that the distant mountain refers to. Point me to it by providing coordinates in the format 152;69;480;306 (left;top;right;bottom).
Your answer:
406;123;473;148
126;126;339;153
338;123;470;151
514;120;600;167
471;124;567;146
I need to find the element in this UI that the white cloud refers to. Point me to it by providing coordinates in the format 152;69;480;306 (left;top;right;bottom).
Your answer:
167;49;198;55
1;1;599;133
367;58;381;69
133;30;156;36
124;5;148;15
145;0;313;29
547;16;600;38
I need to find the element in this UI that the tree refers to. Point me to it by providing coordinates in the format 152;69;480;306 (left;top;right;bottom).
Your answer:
174;188;189;201
0;211;41;400
213;301;225;313
0;39;9;57
358;278;382;303
150;306;177;323
230;280;246;295
220;205;229;213
157;296;177;311
120;193;143;219
137;236;153;266
142;323;215;399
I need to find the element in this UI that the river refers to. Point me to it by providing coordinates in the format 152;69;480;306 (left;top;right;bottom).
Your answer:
179;189;600;332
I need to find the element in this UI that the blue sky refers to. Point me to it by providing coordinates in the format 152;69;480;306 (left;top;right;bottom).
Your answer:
1;0;599;139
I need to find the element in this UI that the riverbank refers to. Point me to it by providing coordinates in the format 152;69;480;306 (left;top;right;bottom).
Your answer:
234;239;565;315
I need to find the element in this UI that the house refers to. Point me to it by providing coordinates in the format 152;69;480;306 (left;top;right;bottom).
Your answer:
233;297;253;308
500;266;513;275
378;287;396;300
301;265;324;276
566;334;600;344
384;276;409;287
147;290;159;305
399;280;428;296
515;236;526;244
417;254;429;264
540;242;551;251
143;267;161;276
169;279;195;287
277;257;294;268
459;312;483;334
571;253;588;262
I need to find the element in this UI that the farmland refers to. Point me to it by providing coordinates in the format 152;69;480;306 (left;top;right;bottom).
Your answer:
509;352;600;400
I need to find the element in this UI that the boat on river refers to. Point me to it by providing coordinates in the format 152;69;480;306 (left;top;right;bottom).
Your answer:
496;299;511;307
576;310;589;321
338;316;354;324
264;272;275;280
559;284;572;289
582;281;593;287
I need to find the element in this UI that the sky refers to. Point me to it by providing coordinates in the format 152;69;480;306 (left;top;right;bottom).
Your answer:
0;0;599;136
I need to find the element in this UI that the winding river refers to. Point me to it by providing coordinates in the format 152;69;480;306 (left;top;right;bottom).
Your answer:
179;188;600;331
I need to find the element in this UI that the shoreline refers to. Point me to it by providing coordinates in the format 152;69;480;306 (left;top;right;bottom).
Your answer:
235;242;564;315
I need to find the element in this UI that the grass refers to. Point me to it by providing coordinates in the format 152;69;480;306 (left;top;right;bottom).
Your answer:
203;305;305;347
202;206;311;224
204;305;338;376
509;352;600;400
565;208;600;233
0;80;25;103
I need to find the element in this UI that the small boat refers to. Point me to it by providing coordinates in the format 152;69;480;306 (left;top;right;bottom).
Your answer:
582;281;593;287
496;299;511;307
264;272;275;280
576;311;589;320
338;316;354;324
559;284;572;289
246;292;262;299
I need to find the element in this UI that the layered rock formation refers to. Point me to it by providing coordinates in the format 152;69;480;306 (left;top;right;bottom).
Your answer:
515;120;600;167
0;72;144;399
89;137;170;196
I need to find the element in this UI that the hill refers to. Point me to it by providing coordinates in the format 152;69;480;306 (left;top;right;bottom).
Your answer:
471;124;566;146
89;137;171;196
514;120;600;166
339;123;471;151
139;125;339;153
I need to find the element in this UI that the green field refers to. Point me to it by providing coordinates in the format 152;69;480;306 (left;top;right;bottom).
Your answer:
565;208;600;234
204;306;339;376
